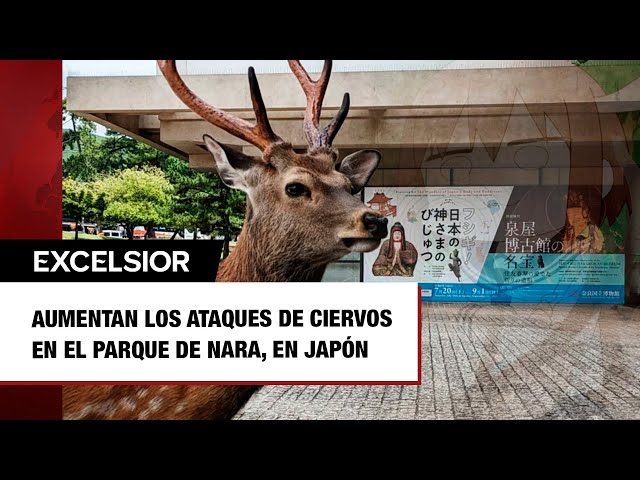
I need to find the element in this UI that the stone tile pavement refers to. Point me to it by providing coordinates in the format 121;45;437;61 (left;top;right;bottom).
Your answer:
235;303;640;420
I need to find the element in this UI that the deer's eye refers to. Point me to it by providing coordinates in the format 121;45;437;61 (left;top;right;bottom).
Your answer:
285;183;310;198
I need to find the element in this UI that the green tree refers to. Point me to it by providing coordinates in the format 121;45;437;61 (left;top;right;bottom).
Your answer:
64;101;167;180
62;177;86;239
100;167;174;239
163;156;245;256
63;100;102;181
93;130;168;174
83;186;107;230
62;102;247;249
62;177;84;219
63;177;108;238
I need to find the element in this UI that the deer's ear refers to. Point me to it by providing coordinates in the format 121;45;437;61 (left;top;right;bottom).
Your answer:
338;150;381;194
203;135;254;191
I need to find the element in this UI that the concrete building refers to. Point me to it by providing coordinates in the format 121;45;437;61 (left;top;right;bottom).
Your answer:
67;60;640;304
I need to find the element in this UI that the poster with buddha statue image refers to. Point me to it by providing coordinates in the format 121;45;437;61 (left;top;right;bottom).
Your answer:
363;186;625;304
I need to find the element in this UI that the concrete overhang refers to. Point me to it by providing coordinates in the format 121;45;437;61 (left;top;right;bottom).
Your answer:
67;66;640;170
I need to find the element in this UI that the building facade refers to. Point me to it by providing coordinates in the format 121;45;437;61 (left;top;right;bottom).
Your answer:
67;60;640;304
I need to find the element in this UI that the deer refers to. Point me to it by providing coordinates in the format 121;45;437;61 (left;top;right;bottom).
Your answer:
63;60;389;420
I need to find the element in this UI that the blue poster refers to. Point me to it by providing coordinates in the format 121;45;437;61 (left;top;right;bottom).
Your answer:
364;186;625;304
420;254;624;304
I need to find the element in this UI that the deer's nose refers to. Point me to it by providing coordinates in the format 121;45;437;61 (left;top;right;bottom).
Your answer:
363;213;388;239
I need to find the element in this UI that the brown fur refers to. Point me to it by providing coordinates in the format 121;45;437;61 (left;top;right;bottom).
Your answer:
64;385;259;420
63;146;385;420
63;62;385;421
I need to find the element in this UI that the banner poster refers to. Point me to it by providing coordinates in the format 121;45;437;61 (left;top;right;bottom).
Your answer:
363;186;625;304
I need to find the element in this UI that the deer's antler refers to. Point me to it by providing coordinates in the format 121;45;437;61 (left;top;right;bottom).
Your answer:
288;60;350;150
157;60;283;151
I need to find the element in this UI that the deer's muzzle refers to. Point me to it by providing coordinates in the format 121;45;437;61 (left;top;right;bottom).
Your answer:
363;214;388;239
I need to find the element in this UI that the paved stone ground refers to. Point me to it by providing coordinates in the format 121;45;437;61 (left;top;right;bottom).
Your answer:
235;303;640;420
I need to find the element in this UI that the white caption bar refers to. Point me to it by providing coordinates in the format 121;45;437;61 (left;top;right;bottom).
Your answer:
0;283;419;383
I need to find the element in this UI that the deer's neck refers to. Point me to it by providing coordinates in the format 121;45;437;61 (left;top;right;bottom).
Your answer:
216;206;327;282
216;231;327;282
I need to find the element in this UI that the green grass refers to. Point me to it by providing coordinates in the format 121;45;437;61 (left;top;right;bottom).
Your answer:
62;231;118;240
